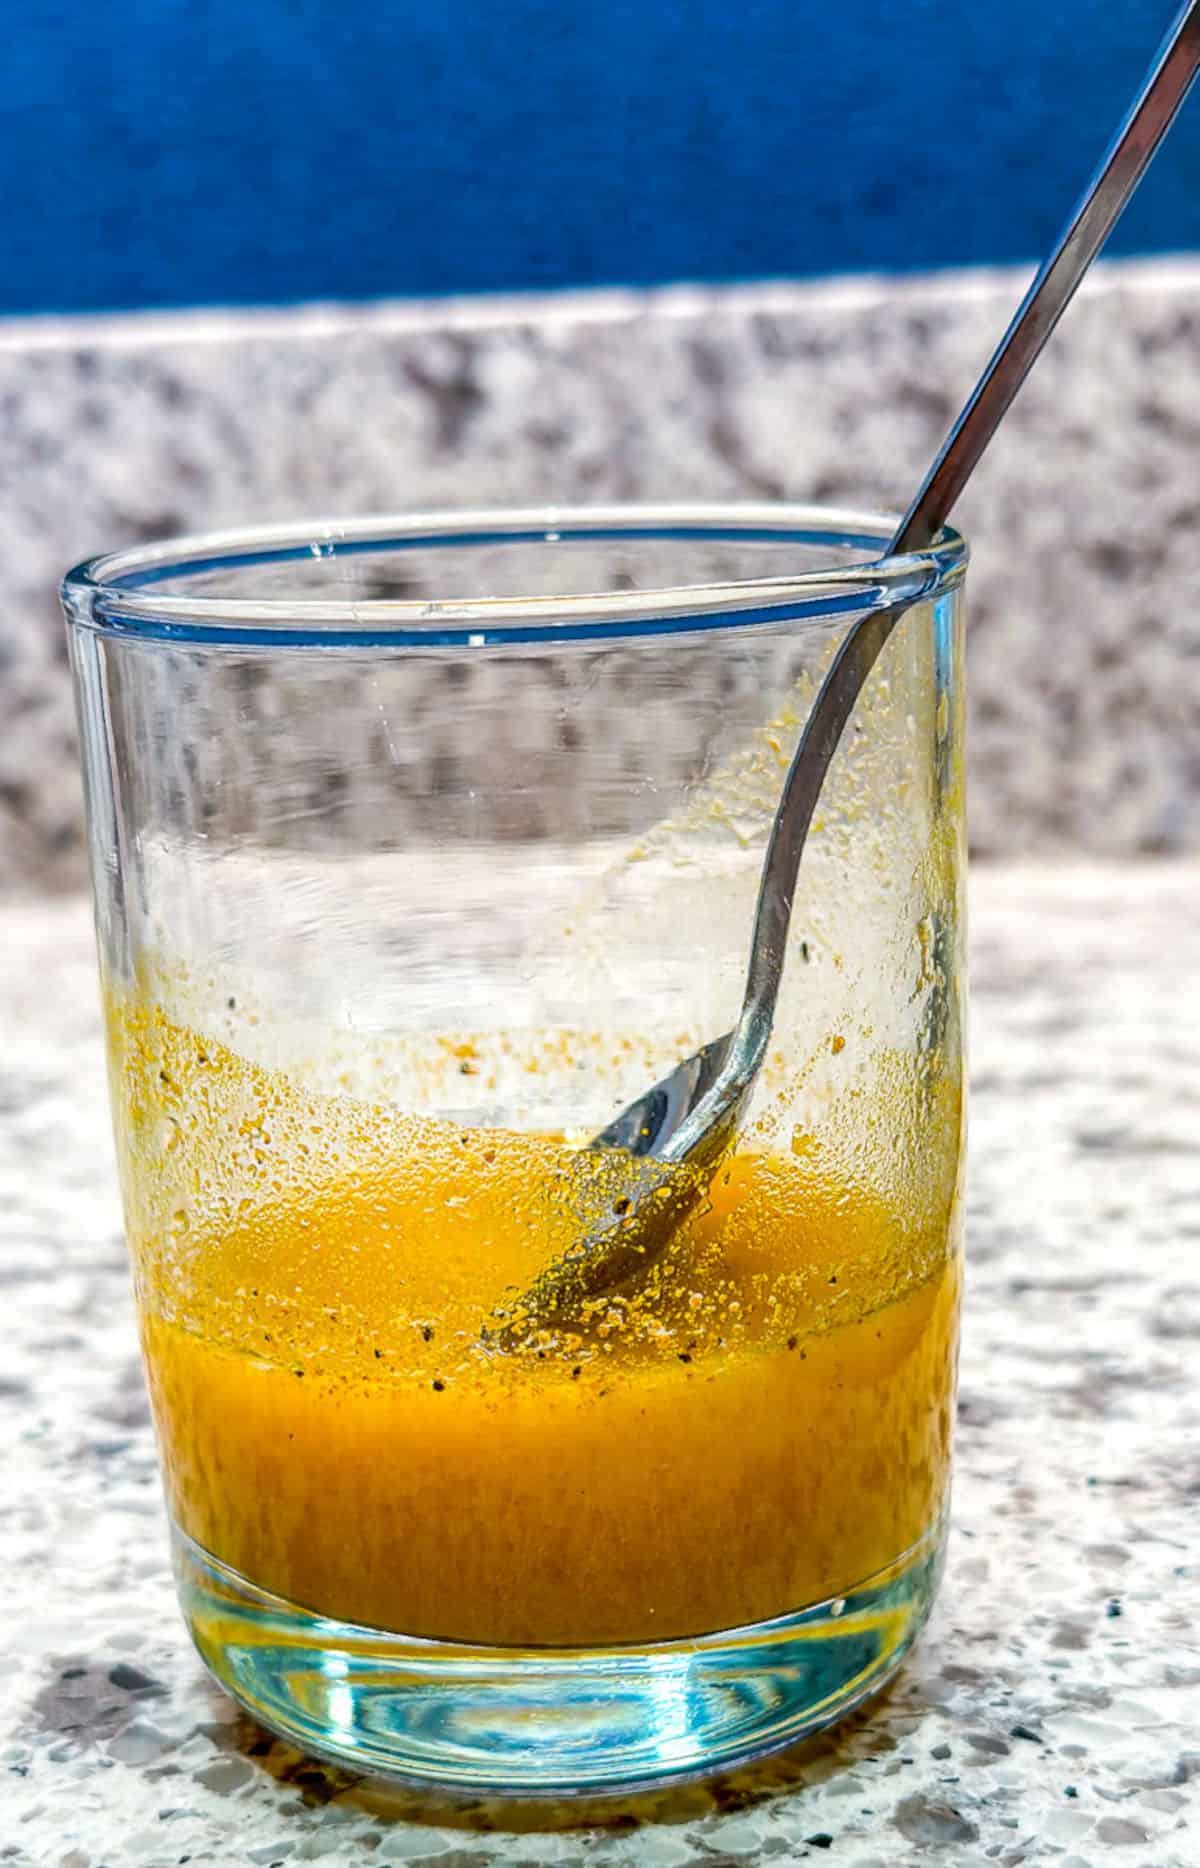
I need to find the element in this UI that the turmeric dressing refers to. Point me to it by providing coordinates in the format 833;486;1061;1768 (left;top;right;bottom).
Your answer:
110;998;960;1648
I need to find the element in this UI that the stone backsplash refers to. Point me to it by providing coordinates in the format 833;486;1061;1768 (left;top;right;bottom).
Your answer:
3;258;1199;891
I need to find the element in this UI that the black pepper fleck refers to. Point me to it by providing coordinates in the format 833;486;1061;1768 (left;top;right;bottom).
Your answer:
432;1379;445;1392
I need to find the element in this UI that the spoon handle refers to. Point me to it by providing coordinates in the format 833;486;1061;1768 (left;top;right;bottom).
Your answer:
736;0;1200;1065
894;0;1200;555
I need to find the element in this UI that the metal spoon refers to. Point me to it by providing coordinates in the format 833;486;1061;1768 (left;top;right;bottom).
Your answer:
492;0;1200;1342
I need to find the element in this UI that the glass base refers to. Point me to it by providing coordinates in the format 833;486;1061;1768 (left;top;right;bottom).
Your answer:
174;1520;944;1794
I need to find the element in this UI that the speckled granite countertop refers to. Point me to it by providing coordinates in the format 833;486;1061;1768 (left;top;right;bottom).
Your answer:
4;257;1200;888
3;864;1198;1867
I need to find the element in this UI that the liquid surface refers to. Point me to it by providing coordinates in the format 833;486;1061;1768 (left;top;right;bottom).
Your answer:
112;1000;961;1647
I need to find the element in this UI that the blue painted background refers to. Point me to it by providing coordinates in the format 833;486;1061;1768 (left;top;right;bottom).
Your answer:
5;0;1198;315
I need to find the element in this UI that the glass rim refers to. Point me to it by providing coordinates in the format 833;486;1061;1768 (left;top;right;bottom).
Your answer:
62;503;968;650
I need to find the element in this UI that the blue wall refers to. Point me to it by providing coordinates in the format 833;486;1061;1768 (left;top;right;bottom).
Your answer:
5;1;1198;315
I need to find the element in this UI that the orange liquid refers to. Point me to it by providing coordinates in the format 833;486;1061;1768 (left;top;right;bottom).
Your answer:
112;1002;960;1647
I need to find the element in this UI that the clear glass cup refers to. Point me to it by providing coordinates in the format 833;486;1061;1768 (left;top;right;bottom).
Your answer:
63;507;967;1793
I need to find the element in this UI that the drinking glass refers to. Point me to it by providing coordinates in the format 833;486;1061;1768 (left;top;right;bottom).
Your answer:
63;507;966;1792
